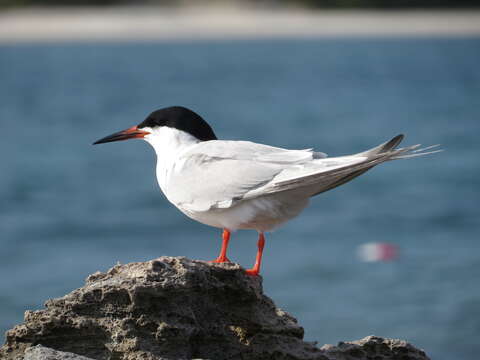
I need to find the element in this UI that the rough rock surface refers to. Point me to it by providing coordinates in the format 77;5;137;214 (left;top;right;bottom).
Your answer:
23;345;94;360
1;256;430;360
320;336;429;360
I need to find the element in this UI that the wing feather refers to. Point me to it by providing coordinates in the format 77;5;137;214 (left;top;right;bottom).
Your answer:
165;136;439;212
165;141;318;212
263;136;438;195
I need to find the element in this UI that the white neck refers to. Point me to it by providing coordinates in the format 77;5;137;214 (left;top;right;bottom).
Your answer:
143;126;201;191
144;126;200;157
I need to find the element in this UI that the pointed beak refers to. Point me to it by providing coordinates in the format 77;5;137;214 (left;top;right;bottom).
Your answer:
93;126;150;145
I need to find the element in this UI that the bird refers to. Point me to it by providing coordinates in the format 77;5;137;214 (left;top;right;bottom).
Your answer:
93;106;440;276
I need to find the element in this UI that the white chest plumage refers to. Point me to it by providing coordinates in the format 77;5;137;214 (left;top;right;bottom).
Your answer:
144;127;199;200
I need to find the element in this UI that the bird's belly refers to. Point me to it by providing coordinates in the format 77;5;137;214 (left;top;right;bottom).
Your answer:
179;192;310;232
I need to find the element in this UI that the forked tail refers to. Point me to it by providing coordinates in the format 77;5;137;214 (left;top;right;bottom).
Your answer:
269;134;442;197
358;134;443;159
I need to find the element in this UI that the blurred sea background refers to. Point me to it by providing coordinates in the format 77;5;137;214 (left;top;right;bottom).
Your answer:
1;1;479;359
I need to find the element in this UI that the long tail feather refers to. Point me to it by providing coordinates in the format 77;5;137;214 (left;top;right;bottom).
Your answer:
391;144;443;160
268;135;442;195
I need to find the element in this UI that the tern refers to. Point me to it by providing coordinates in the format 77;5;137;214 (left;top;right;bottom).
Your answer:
94;106;439;275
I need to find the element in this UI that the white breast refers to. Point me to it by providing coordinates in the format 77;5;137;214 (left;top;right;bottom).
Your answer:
144;126;200;200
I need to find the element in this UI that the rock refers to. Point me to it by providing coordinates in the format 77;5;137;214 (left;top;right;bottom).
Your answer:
23;345;95;360
321;336;429;360
0;256;430;360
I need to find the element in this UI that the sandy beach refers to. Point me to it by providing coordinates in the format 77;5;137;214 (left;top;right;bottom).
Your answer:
1;6;480;43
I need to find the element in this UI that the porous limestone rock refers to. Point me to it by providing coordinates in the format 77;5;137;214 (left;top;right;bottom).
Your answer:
23;345;95;360
321;336;430;360
1;256;430;360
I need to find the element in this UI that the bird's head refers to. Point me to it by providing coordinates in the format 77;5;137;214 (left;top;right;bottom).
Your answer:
93;106;217;147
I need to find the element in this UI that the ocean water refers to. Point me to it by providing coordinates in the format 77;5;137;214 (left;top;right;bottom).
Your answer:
0;38;479;359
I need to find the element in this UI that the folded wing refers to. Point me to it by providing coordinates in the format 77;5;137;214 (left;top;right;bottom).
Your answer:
262;135;441;196
166;141;318;212
167;136;440;212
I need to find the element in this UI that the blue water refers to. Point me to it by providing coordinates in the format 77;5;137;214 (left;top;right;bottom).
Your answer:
0;38;479;359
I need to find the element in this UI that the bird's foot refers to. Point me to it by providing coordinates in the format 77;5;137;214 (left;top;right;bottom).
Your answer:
245;233;265;276
245;268;260;276
209;256;232;263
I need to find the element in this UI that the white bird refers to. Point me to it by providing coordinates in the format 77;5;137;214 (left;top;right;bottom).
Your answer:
94;106;440;275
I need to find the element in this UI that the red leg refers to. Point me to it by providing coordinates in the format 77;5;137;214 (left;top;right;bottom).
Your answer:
245;233;265;276
210;229;231;263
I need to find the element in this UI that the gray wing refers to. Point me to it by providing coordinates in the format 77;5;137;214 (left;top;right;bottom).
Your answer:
259;135;441;196
165;140;322;212
166;136;439;212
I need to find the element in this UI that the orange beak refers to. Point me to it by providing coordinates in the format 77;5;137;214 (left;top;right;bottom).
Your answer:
93;126;150;145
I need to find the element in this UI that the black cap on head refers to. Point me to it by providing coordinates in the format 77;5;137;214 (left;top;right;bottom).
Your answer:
138;106;217;141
